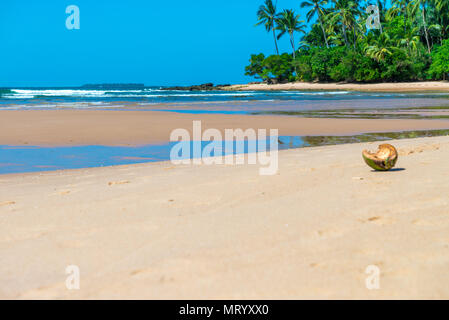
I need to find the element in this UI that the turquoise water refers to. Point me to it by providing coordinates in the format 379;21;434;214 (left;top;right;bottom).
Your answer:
152;109;250;115
2;130;448;174
2;87;449;110
0;137;296;175
2;86;449;174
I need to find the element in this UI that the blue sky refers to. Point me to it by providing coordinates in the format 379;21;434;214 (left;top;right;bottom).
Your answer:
0;0;310;87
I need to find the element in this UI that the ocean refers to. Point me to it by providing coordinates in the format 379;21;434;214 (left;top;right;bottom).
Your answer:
2;87;449;112
1;86;449;174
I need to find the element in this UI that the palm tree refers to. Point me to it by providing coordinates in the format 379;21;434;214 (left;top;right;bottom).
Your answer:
276;9;306;76
392;0;410;32
435;0;449;40
276;9;306;59
256;0;280;55
399;26;421;55
351;15;365;49
436;0;449;9
301;0;330;48
435;0;449;19
410;0;431;53
376;0;384;34
329;0;358;47
364;32;396;61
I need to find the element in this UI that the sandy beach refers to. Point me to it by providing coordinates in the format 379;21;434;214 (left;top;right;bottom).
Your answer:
1;110;449;146
226;81;449;92
1;108;449;299
4;0;449;303
1;135;448;299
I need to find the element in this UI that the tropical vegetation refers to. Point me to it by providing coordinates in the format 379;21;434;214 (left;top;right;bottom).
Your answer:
247;0;449;83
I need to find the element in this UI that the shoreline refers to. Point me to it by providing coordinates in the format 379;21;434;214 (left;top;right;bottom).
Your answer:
2;135;449;299
1;110;449;146
224;81;449;92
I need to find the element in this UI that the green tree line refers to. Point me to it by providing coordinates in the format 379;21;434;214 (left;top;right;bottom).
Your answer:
246;0;449;83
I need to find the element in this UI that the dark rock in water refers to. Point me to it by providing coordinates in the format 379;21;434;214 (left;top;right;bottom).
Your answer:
161;83;228;91
265;78;290;85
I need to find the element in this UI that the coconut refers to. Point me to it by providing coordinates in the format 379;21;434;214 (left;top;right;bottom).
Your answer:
362;144;398;171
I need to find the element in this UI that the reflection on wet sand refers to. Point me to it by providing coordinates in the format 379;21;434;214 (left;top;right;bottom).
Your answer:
1;129;448;174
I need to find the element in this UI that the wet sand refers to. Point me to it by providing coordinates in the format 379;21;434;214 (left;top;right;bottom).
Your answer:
1;106;449;299
1;110;449;146
227;81;449;92
141;98;449;113
1;135;449;299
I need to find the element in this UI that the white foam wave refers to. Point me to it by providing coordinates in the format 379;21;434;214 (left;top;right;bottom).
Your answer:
0;102;120;110
3;89;262;99
276;91;351;95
